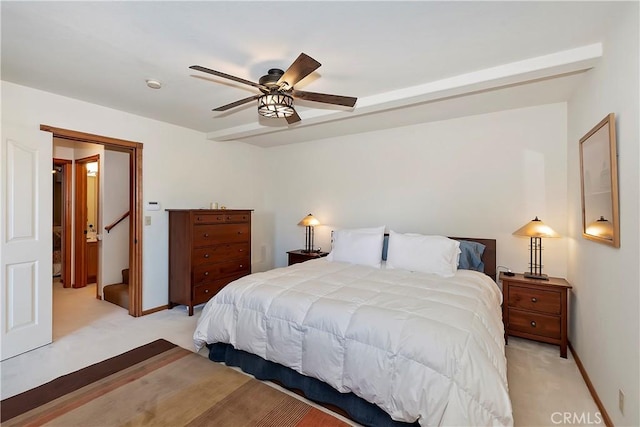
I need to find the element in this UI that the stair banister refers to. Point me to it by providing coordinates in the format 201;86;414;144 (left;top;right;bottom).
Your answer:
105;211;130;233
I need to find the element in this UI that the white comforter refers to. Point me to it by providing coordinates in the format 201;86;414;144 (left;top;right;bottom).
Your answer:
194;259;513;426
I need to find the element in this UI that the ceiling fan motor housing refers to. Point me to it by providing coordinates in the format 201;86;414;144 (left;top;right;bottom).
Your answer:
259;68;286;89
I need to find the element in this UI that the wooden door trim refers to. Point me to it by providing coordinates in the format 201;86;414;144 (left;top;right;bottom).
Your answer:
53;158;72;288
42;125;144;317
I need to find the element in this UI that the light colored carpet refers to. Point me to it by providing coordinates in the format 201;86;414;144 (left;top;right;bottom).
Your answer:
0;280;602;426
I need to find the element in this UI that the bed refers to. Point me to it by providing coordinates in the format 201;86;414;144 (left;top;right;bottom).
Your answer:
194;230;513;426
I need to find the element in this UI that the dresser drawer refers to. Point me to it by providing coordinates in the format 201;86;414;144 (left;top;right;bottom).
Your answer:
508;286;561;315
193;258;250;283
508;308;560;339
192;273;247;306
193;223;250;247
193;213;226;224
192;243;250;266
222;213;250;223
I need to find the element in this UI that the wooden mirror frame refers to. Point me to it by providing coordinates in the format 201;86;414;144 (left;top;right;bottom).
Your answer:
579;113;620;247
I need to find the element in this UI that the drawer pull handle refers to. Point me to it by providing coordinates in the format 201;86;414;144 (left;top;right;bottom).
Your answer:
197;217;202;221
531;297;537;303
205;289;209;293
530;321;536;327
239;264;243;268
238;231;243;235
204;254;210;258
239;249;244;252
204;271;209;276
204;233;209;238
227;216;231;220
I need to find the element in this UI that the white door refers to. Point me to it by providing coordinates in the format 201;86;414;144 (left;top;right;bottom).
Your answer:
1;126;52;360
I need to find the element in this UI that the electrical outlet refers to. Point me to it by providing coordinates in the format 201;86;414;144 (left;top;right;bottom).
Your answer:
145;216;151;226
619;389;624;414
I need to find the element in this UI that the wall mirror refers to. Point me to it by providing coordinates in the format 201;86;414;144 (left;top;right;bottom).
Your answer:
579;113;620;247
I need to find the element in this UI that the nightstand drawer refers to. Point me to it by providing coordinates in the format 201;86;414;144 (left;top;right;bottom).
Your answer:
287;250;330;266
508;286;561;315
508;308;561;339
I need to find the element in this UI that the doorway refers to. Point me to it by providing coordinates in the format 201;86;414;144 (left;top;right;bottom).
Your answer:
42;125;144;317
74;155;100;292
52;158;72;288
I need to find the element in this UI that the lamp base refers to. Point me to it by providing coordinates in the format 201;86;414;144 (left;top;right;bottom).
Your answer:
524;272;549;280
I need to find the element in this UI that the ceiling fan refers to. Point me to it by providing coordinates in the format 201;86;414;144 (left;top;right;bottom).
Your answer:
189;53;357;124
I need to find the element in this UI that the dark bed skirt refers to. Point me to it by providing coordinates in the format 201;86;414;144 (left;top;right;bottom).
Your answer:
208;343;419;427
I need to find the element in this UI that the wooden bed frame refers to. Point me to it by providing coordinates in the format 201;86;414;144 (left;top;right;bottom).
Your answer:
451;237;497;280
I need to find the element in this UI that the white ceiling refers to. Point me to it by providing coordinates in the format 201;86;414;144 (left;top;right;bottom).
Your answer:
1;1;621;147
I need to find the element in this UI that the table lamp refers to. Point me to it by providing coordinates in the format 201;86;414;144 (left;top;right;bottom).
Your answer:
298;214;320;253
512;216;560;280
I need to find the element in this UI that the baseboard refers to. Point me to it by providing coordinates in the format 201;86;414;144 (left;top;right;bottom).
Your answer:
141;304;169;316
569;341;613;427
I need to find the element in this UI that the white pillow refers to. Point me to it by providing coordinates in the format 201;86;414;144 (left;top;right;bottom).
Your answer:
326;226;385;268
386;231;461;277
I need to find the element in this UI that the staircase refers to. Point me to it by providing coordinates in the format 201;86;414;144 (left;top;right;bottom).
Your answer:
103;268;129;310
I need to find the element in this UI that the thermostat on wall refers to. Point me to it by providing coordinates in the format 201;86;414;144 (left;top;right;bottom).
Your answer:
146;201;161;211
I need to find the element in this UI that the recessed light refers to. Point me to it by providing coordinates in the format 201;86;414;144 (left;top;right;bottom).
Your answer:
146;79;162;89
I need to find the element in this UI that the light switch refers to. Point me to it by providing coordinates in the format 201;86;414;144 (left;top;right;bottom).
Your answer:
145;216;151;226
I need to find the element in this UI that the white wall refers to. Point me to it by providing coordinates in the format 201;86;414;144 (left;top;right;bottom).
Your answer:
101;149;130;292
2;81;269;311
567;3;639;425
265;103;569;276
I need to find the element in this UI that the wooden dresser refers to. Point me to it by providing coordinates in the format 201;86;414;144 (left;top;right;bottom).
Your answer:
167;209;251;315
501;272;572;358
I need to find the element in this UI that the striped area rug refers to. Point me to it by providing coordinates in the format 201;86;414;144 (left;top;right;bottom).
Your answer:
1;339;350;426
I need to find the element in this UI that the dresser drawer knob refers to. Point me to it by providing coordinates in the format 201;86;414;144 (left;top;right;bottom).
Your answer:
239;264;243;268
204;254;210;258
239;249;244;252
205;289;209;293
531;297;537;303
530;321;536;327
227;216;232;220
204;271;209;276
238;231;243;235
204;233;209;238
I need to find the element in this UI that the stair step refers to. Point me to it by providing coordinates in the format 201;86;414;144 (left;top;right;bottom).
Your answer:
103;283;129;310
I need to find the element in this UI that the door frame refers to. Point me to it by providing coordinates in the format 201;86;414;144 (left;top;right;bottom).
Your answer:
53;158;72;288
41;125;144;317
74;155;100;290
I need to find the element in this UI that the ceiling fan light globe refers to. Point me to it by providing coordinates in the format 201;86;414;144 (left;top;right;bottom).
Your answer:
258;94;294;118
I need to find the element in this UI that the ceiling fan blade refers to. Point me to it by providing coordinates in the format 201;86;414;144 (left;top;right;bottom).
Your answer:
213;95;261;112
292;90;357;107
286;108;301;124
276;53;321;89
190;65;266;90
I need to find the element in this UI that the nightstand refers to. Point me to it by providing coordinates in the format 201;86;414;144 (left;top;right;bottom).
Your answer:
287;249;329;266
500;272;572;358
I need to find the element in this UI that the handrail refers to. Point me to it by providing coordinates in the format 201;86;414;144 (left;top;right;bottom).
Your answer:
105;211;130;233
